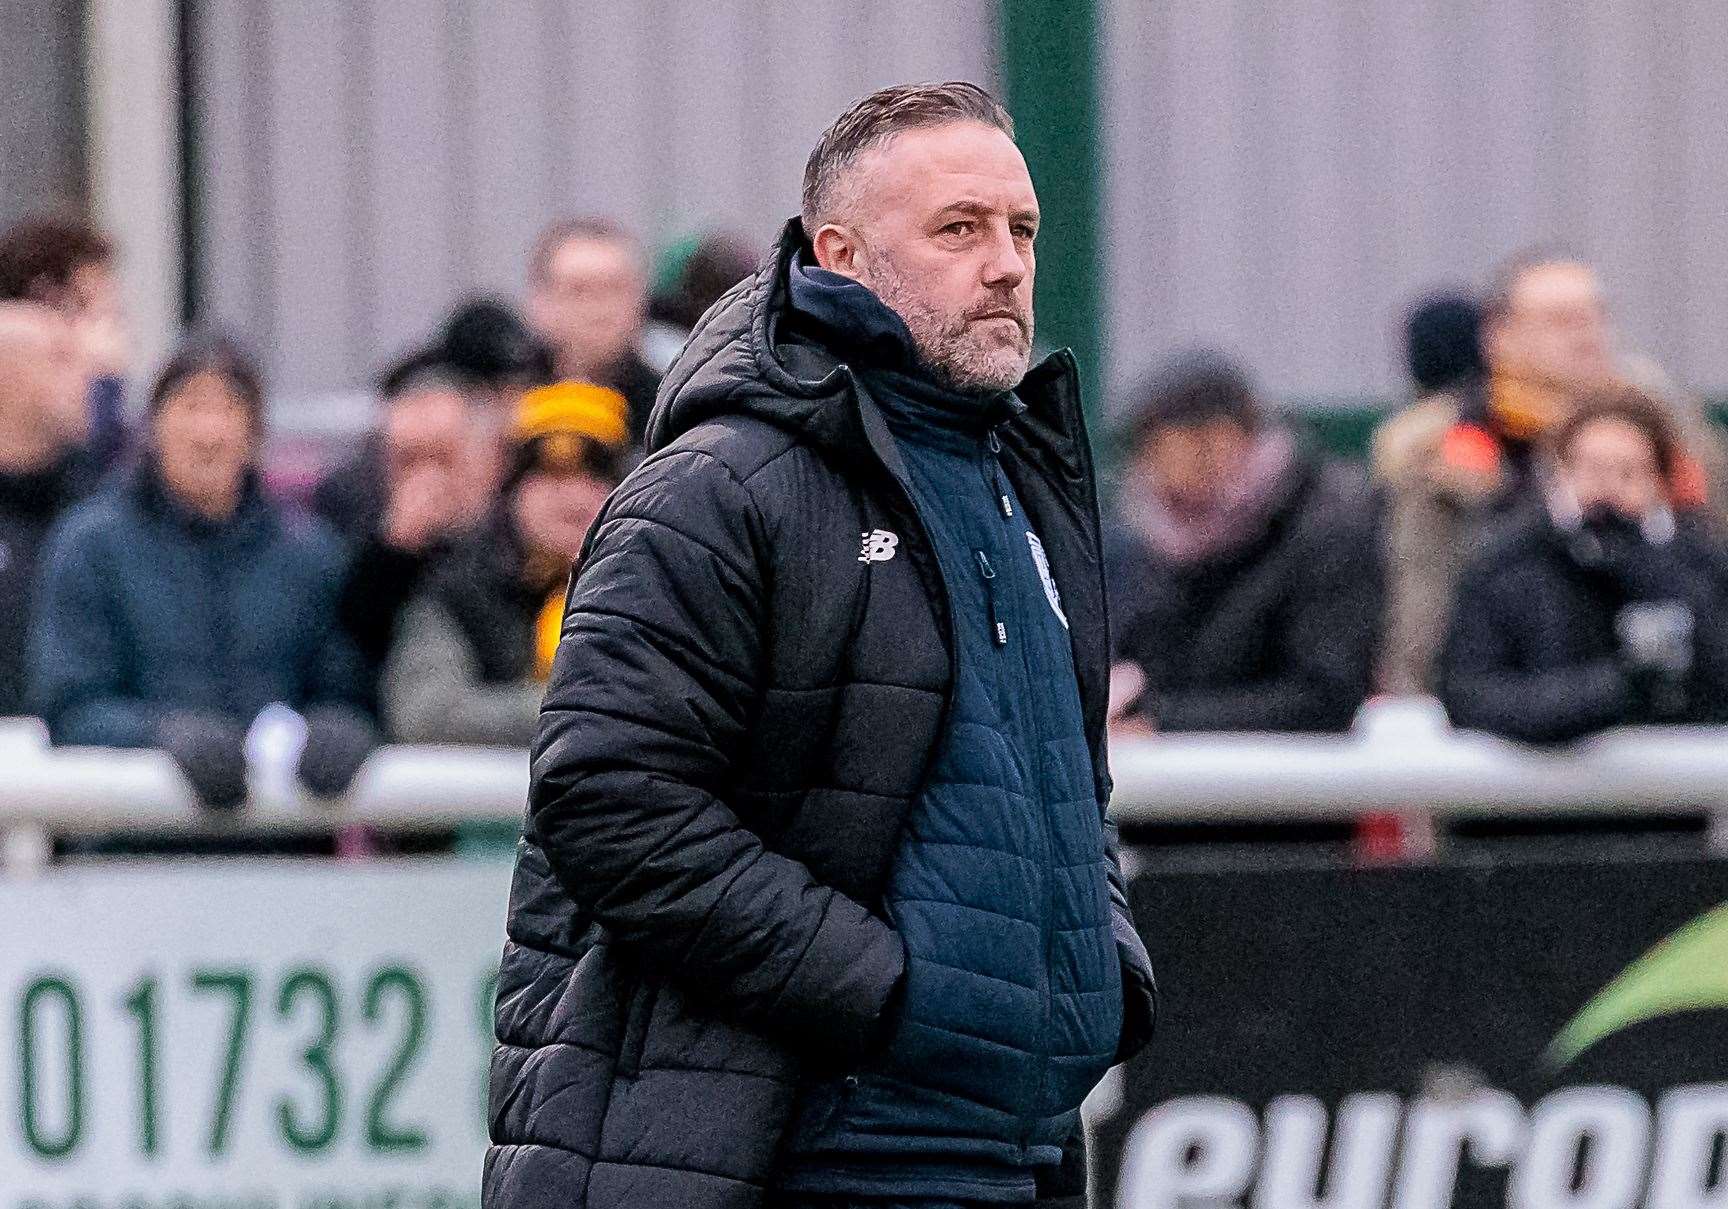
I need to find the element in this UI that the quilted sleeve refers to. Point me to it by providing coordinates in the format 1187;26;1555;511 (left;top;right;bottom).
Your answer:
528;448;905;1062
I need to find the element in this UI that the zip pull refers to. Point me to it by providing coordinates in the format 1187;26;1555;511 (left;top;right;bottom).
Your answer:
974;549;1008;646
985;430;1014;517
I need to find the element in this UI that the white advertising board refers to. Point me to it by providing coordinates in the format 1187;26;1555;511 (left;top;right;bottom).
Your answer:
0;858;514;1208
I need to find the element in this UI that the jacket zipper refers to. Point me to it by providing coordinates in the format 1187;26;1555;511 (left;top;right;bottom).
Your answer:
973;549;1006;646
986;427;1057;1153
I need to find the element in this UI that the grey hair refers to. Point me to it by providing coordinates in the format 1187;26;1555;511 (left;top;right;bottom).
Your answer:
801;81;1015;232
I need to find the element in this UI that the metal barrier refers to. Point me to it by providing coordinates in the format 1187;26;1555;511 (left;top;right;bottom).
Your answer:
3;700;1727;870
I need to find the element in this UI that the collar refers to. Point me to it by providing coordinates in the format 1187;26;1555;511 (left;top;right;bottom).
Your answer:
785;249;1023;451
134;455;269;539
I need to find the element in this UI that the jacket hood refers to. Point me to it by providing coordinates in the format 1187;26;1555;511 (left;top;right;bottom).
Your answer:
645;219;859;457
646;218;1090;475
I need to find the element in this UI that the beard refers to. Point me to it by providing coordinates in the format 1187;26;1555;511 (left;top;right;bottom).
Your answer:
862;248;1033;395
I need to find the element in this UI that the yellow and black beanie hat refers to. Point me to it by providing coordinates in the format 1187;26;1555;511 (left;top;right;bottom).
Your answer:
506;380;630;490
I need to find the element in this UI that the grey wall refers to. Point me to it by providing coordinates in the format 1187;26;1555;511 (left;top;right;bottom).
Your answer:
0;0;85;231
1101;0;1728;406
191;0;998;401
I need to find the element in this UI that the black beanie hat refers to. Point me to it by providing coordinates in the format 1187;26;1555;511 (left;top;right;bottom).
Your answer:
1405;291;1484;394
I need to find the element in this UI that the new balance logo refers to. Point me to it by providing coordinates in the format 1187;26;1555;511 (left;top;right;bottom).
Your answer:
859;529;899;563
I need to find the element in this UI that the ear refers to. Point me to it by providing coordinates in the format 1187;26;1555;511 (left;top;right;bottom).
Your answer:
810;223;866;280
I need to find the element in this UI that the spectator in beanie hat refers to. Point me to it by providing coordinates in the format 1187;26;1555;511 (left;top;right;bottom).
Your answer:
316;347;503;710
31;333;376;809
381;380;627;746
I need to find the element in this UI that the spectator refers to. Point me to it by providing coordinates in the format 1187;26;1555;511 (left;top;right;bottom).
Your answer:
1106;351;1382;733
0;214;130;469
31;335;376;809
642;230;763;371
525;217;661;444
1440;387;1728;744
1371;251;1725;694
315;349;499;692
381;380;627;746
0;302;95;716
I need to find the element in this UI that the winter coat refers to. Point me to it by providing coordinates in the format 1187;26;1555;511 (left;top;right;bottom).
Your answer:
30;460;367;745
381;509;557;746
484;220;1157;1209
314;436;444;708
1370;381;1536;695
1107;452;1382;733
1439;504;1728;743
0;450;97;716
1372;373;1728;694
770;260;1120;1200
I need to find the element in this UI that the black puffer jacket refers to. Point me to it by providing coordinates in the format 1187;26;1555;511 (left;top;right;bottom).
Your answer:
1440;504;1728;743
485;221;1157;1208
1107;453;1382;733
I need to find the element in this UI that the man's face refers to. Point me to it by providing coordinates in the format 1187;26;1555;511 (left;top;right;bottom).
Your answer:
1135;418;1256;515
152;370;255;519
0;303;90;449
383;384;498;523
814;121;1038;394
384;385;478;476
1487;262;1615;389
1559;416;1665;520
512;467;612;564
527;237;646;378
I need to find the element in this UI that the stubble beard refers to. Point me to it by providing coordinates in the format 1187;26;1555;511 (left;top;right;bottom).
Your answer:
863;247;1034;396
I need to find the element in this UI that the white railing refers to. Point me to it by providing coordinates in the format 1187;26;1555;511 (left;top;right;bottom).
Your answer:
3;701;1727;870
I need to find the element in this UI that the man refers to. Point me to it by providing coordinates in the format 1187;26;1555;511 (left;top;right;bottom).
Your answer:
382;381;627;746
1106;351;1381;734
487;83;1156;1209
316;348;501;701
0;215;130;468
1441;386;1728;743
0;302;95;716
525;216;662;444
32;335;374;809
1372;252;1723;693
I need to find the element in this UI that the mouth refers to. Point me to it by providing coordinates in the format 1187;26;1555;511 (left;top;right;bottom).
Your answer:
969;311;1027;338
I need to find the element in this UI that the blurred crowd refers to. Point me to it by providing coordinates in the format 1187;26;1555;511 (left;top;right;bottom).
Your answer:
1105;253;1728;745
0;213;755;806
1;210;1725;808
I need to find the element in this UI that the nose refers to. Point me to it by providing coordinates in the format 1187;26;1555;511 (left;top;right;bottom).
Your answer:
980;224;1029;291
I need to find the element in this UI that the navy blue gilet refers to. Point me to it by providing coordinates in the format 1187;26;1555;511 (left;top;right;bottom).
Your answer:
776;257;1121;1203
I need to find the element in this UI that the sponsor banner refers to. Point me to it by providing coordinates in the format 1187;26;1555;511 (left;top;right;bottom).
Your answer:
1095;853;1728;1208
0;859;513;1208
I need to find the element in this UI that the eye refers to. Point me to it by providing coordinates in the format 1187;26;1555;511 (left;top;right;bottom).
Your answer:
1012;223;1037;241
942;220;975;237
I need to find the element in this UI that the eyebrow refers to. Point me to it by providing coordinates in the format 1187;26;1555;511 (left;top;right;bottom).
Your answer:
937;199;1041;226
